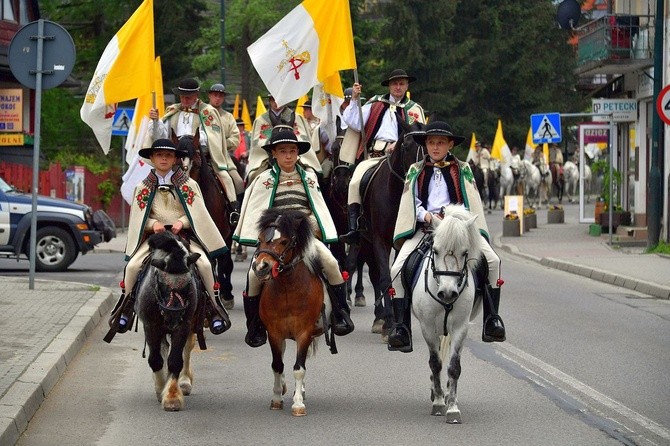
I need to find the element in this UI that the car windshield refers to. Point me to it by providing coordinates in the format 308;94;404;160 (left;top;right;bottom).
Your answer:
0;176;15;193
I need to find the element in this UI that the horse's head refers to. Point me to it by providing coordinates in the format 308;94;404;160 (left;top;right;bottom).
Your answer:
146;231;200;329
391;119;425;177
252;209;315;281
175;130;200;176
429;205;481;304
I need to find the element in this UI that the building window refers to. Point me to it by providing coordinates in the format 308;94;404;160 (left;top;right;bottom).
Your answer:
2;0;17;22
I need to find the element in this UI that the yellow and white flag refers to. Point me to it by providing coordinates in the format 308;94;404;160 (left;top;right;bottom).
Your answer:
491;120;512;163
466;132;477;163
312;81;344;149
232;94;240;119
524;127;535;161
296;94;309;116
247;0;356;106
80;0;155;154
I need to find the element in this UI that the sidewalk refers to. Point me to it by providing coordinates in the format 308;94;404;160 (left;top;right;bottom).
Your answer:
1;208;669;445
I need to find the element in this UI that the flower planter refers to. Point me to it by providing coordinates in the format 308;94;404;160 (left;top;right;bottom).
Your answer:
599;211;631;233
524;213;537;230
547;209;564;224
502;219;521;237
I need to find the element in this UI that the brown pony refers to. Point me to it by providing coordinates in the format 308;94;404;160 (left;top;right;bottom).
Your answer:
252;208;326;417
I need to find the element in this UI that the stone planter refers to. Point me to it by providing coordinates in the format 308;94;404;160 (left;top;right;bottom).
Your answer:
502;219;521;237
599;211;631;233
524;213;537;230
547;209;564;224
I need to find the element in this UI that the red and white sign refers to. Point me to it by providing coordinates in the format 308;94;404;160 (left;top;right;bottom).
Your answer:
656;84;670;126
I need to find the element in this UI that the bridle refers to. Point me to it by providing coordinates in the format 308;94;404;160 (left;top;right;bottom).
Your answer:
254;225;303;279
385;131;425;183
154;270;193;328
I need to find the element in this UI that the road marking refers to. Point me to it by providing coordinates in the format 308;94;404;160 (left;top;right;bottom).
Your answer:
496;342;670;441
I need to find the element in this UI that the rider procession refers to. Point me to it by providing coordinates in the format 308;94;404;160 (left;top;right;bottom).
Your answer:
107;139;231;341
388;121;507;352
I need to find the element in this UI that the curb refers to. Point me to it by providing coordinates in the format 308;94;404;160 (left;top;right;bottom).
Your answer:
0;287;115;446
495;234;670;300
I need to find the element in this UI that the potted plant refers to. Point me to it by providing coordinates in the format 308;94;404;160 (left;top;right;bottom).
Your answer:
523;207;537;230
591;160;630;231
503;212;521;237
547;204;564;224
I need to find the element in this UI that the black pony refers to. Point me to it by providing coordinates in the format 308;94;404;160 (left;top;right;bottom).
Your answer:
136;231;203;411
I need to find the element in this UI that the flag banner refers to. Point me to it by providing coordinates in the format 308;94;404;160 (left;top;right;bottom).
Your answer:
256;96;267;117
296;94;309;116
466;132;477;163
312;82;344;150
524;127;535;161
80;0;155;154
242;100;252;131
233;94;240;119
121;153;152;204
491;120;512;163
543;143;549;164
124;56;164;163
247;0;356;106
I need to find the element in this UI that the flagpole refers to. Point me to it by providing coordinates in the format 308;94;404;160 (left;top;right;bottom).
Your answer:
152;91;158;141
353;69;366;159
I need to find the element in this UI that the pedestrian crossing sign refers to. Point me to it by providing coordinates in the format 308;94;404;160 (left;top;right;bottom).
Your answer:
112;108;134;136
531;113;562;144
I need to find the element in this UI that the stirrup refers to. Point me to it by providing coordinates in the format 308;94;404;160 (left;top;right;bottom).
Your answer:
482;315;506;342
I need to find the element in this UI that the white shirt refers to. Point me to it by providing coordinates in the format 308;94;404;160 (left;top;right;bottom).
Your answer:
341;95;406;142
155;169;174;185
414;165;450;222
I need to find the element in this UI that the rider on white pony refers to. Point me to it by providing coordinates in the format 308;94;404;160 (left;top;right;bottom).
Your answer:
388;121;506;353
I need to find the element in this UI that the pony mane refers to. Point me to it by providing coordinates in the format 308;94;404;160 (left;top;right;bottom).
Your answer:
432;205;481;261
257;208;315;258
147;232;191;274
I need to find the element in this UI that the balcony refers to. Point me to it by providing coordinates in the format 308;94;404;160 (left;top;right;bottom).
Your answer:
574;14;654;78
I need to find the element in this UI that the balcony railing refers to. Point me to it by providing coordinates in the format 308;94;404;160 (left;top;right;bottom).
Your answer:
575;14;654;76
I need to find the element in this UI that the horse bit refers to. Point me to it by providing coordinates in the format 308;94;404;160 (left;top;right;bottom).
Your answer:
426;248;470;307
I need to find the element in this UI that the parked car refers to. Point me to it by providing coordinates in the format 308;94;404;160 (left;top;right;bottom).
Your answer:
0;175;116;272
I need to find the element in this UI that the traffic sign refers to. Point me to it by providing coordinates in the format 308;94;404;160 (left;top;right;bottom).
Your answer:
531;113;562;144
656;84;670;126
112;108;134;136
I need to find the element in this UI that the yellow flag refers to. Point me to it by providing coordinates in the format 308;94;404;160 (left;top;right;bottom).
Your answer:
256;95;267;117
296;94;309;116
491;120;511;161
232;94;240;119
242;100;252;131
469;133;477;151
543;143;549;164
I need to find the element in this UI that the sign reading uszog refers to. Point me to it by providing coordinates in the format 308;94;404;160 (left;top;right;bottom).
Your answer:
591;98;637;122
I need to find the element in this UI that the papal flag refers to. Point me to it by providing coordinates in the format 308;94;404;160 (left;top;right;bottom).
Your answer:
256;95;267;117
491;120;512;163
247;0;356;106
312;80;344;150
241;99;252;131
466;132;477;163
232;94;240;120
524;127;535;161
80;0;155;154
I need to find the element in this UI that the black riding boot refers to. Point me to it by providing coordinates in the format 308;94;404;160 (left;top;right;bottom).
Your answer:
228;201;240;226
329;283;355;336
243;294;267;347
207;290;232;335
104;288;136;343
338;203;361;244
388;297;412;353
482;286;506;342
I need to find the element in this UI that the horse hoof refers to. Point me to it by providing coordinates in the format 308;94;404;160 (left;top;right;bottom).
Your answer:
223;299;234;310
355;296;366;307
381;333;389;344
445;409;462;424
291;406;307;417
179;381;192;395
270;400;284;410
371;318;384;334
162;400;183;412
431;405;447;416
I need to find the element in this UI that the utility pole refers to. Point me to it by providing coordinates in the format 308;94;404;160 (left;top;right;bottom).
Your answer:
220;0;226;85
648;0;664;247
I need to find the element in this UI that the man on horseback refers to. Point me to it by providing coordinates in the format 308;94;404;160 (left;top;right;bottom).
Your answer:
338;69;426;244
107;139;231;339
234;127;355;348
245;94;322;184
387;121;506;353
207;83;241;160
148;78;241;225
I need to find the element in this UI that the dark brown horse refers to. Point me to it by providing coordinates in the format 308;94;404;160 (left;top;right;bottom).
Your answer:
175;132;235;306
358;118;425;338
252;208;326;417
549;162;564;203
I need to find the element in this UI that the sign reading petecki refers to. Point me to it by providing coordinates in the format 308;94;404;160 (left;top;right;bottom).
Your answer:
591;98;637;122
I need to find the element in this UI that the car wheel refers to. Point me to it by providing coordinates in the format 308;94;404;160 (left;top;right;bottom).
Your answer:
34;227;77;272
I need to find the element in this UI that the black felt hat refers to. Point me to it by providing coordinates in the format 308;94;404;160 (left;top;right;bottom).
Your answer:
139;139;188;159
172;78;200;96
262;125;311;155
381;69;416;86
412;121;465;147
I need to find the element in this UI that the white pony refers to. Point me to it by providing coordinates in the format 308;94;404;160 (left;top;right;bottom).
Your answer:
498;162;514;200
563;161;592;203
520;159;541;208
411;204;482;423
